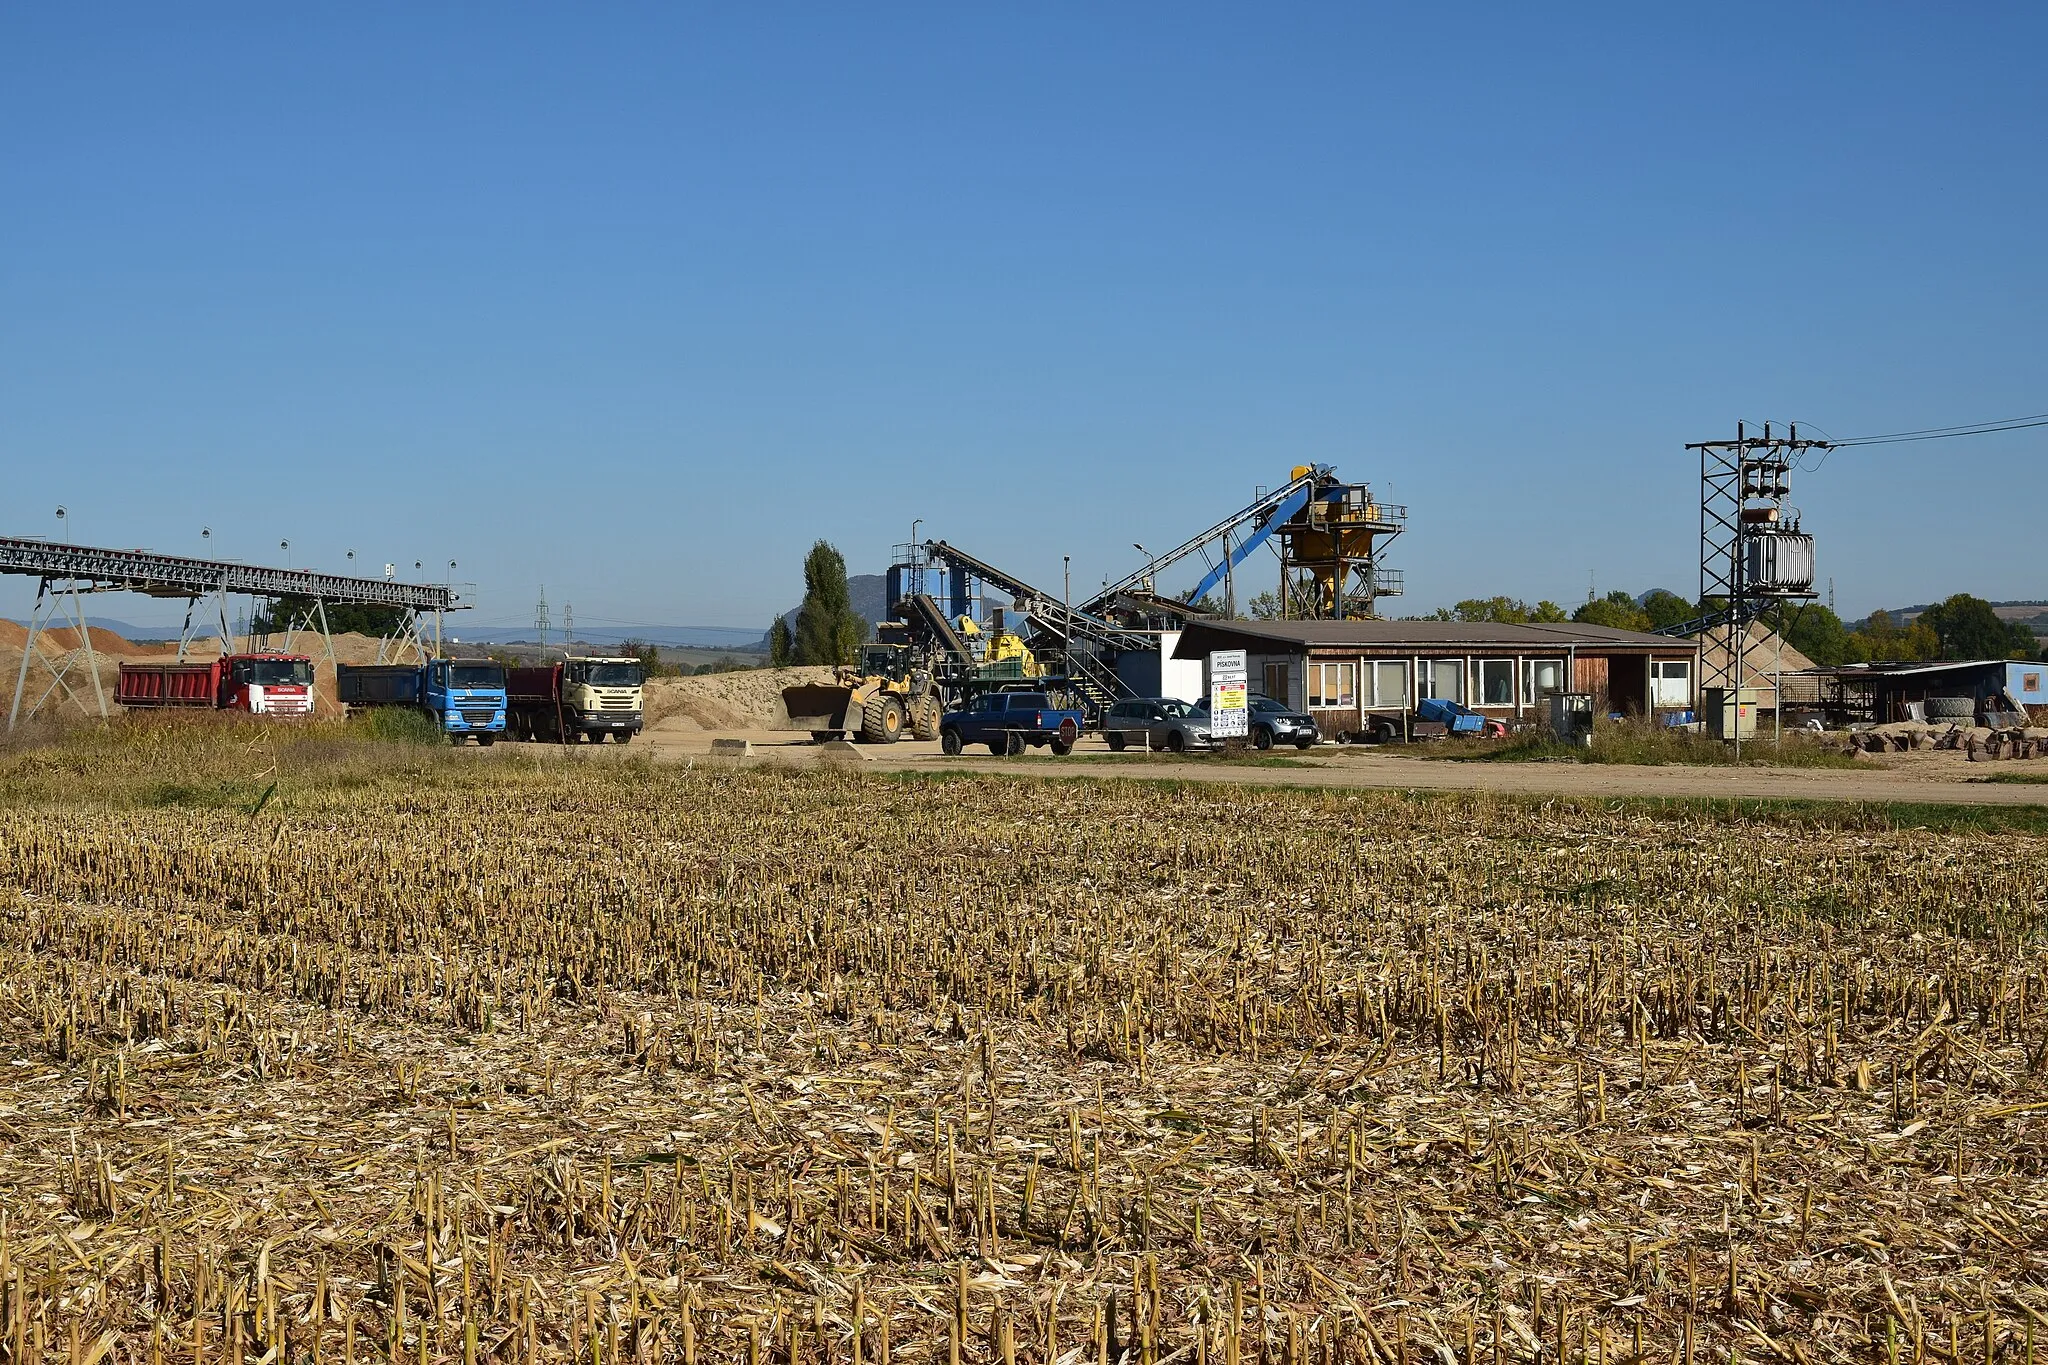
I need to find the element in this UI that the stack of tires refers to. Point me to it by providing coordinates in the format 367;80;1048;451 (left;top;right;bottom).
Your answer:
1925;695;1977;723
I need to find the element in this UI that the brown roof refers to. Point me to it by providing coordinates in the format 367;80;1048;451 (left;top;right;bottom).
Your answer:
1171;618;1693;658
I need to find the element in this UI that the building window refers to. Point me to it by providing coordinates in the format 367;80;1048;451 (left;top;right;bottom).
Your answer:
1264;662;1290;705
1478;659;1515;706
1653;659;1692;708
1418;659;1464;705
1523;658;1566;706
1308;662;1356;708
1371;660;1409;709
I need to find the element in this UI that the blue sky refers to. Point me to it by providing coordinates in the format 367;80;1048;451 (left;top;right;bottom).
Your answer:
3;5;2043;633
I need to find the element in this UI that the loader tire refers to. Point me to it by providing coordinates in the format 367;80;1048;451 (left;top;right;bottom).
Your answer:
861;694;906;743
911;698;941;741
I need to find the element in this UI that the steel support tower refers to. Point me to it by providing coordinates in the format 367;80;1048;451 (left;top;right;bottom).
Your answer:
0;536;462;728
1669;422;1827;751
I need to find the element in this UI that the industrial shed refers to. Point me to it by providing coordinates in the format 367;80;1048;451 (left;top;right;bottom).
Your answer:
1802;658;2047;726
1171;620;1702;740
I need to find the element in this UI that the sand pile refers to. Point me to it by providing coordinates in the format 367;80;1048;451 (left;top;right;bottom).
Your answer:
646;667;834;730
0;621;177;655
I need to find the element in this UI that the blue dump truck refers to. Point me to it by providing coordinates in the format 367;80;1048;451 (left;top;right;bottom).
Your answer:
336;659;509;745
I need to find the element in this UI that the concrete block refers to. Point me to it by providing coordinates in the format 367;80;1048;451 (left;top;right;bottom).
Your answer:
710;738;754;756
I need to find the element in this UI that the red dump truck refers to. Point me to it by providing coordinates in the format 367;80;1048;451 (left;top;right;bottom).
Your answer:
115;653;316;717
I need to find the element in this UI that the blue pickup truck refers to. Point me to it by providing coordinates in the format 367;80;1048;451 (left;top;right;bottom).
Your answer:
939;691;1084;756
336;660;509;744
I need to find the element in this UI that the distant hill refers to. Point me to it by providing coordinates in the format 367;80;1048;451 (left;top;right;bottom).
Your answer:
458;624;766;650
760;573;891;649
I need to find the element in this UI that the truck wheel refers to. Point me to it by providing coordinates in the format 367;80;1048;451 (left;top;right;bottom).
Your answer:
449;733;465;746
477;732;495;747
1002;731;1025;757
811;731;838;743
911;698;941;741
616;730;634;745
1105;732;1126;751
861;694;905;743
1050;739;1073;756
588;731;607;744
940;728;963;756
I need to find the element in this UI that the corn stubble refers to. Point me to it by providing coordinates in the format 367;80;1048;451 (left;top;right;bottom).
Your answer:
0;755;2044;1363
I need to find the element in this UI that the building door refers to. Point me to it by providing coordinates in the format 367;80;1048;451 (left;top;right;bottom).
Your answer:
1263;662;1290;705
1609;655;1649;716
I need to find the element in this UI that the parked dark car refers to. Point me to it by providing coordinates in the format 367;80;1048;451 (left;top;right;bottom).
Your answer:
1245;695;1319;749
1101;697;1218;753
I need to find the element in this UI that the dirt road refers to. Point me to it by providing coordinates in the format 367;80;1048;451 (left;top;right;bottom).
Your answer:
619;721;2048;807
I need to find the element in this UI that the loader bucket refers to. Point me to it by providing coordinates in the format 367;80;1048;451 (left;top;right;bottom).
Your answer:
775;684;856;732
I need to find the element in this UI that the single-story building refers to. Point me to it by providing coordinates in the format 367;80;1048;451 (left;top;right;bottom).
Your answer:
1170;620;1702;740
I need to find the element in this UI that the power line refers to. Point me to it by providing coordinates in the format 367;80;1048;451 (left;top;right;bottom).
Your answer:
1830;411;2048;448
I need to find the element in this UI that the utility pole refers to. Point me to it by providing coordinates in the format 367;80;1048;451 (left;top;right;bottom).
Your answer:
535;585;551;653
563;603;573;655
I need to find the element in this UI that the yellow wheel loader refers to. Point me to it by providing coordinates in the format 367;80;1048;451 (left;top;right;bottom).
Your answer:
776;644;941;744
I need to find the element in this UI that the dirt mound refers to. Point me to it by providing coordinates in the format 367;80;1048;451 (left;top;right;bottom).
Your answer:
647;667;835;730
0;621;179;656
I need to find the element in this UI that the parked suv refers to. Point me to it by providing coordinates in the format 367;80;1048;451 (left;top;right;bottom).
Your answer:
1246;696;1319;749
1101;697;1218;753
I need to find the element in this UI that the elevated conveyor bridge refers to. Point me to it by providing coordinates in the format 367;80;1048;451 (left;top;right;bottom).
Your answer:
1;535;465;728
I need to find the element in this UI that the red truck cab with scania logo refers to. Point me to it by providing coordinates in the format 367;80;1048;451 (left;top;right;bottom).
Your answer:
115;652;316;716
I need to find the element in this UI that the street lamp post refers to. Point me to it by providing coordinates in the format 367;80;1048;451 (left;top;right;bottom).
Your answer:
439;560;456;658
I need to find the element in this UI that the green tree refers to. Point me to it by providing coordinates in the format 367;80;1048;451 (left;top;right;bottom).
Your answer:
1452;596;1549;624
768;616;794;667
1573;591;1651;632
1917;593;2036;660
252;594;406;637
617;637;673;678
1640;590;1693;631
793;541;863;666
1766;603;1851;667
1244;590;1285;620
1848;610;1938;662
1532;600;1569;623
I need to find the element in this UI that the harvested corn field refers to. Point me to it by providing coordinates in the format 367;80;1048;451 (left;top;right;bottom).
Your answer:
0;727;2045;1363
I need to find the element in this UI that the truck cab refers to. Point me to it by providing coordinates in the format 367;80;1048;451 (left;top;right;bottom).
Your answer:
562;656;645;741
224;654;315;716
424;659;508;744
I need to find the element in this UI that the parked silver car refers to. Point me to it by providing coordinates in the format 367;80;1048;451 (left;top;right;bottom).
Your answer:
1100;697;1218;752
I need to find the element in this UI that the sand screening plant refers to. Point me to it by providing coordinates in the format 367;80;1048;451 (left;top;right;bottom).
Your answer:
0;728;2043;1363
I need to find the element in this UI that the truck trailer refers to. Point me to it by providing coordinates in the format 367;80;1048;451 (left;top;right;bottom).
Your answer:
116;653;316;716
507;657;645;743
336;659;508;744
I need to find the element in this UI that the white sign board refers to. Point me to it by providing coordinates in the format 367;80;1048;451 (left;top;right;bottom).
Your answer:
1208;648;1248;738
